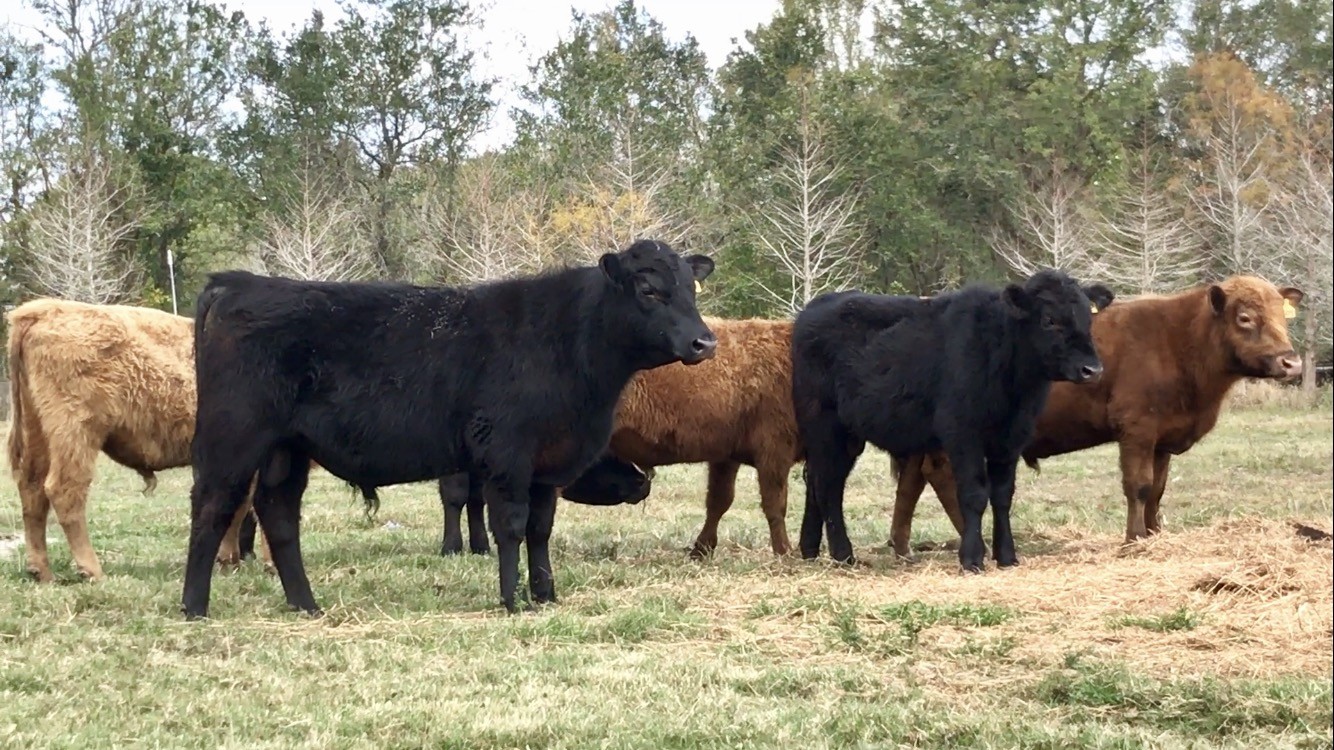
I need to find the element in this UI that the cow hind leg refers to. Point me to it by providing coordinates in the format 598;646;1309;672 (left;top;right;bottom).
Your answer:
803;438;861;564
1145;452;1171;535
42;438;102;581
182;476;257;619
217;490;255;569
690;461;739;559
252;457;318;615
756;460;793;556
525;484;558;605
16;446;54;583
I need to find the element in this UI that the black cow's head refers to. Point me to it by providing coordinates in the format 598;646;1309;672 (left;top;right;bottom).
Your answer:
600;239;717;368
1002;269;1114;385
560;454;655;506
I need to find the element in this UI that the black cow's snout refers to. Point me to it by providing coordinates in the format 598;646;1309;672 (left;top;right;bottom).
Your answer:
1077;362;1103;383
686;334;718;363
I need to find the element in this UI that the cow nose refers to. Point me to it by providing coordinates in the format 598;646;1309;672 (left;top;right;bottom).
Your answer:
1279;355;1303;378
691;335;718;358
1079;363;1103;382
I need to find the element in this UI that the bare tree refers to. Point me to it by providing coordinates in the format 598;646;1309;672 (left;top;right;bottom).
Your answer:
252;159;377;282
1269;142;1333;398
545;114;694;264
22;144;141;303
994;160;1103;280
411;155;553;285
747;108;864;316
1093;142;1205;294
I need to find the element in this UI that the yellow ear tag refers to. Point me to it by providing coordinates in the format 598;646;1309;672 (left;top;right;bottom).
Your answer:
1090;303;1098;314
694;280;702;294
1282;299;1296;319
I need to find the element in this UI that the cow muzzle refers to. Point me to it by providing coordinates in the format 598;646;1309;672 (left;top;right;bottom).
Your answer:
1272;353;1303;380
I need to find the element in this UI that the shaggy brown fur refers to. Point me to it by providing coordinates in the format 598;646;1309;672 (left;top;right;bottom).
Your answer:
890;276;1304;555
6;299;261;581
609;316;803;556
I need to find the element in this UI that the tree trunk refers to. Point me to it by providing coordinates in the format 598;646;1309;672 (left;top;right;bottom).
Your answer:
1301;307;1317;403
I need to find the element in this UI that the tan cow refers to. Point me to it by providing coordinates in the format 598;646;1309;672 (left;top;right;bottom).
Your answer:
6;298;260;581
609;316;803;556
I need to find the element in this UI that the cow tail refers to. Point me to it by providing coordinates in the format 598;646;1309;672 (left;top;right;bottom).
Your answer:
193;282;226;354
889;455;903;481
6;311;37;477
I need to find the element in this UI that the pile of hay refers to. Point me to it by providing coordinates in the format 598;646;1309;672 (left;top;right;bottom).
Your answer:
708;516;1333;680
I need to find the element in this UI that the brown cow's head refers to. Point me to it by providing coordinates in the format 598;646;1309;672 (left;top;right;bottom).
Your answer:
1208;276;1304;380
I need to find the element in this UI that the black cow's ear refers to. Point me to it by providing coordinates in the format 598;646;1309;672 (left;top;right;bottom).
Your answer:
686;254;715;282
1208;284;1227;315
599;253;625;284
1084;284;1115;313
1002;284;1032;319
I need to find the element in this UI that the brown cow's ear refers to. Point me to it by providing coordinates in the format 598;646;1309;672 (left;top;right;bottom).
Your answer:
1002;284;1032;319
1208;285;1227;315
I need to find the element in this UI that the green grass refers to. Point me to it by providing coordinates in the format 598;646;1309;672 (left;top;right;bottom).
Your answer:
0;404;1331;749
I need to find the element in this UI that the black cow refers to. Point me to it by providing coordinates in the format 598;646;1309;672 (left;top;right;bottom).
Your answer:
183;240;716;618
791;269;1113;572
438;453;655;556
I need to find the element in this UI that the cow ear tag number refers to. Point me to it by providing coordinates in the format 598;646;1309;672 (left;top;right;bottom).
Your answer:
1283;299;1297;319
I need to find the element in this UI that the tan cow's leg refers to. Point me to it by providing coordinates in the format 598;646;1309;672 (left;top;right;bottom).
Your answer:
757;460;793;556
1118;439;1156;543
42;437;103;580
690;461;740;559
1144;451;1171;535
15;432;55;582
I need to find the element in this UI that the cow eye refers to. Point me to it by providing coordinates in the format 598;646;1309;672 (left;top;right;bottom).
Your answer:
1041;314;1060;330
637;281;665;301
1237;312;1254;327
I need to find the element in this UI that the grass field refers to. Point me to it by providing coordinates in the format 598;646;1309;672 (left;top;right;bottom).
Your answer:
1;402;1331;749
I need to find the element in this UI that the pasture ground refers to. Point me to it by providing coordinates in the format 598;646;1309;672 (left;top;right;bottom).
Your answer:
1;400;1331;749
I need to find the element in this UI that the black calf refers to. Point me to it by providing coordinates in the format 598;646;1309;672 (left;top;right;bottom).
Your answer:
791;269;1113;571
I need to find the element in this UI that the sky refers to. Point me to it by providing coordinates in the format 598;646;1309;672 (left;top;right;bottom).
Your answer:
2;0;783;153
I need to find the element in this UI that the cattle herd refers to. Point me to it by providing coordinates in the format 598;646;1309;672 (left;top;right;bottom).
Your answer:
4;239;1306;620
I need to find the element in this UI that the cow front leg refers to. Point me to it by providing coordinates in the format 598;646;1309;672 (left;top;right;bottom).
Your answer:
486;472;532;614
888;454;929;558
947;447;988;573
986;456;1020;568
438;473;468;556
465;473;490;555
1145;451;1171;535
691;461;739;558
526;483;558;605
1118;439;1156;542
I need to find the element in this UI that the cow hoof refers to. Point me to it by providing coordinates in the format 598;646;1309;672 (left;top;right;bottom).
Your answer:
440;547;463;557
959;564;985;575
996;558;1020;569
26;567;55;584
687;543;715;560
75;568;104;582
469;546;490;556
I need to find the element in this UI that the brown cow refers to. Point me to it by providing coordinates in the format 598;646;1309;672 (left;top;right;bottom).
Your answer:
888;276;1304;557
609;316;802;557
6;298;262;581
